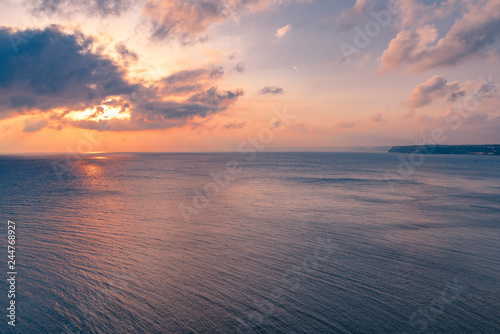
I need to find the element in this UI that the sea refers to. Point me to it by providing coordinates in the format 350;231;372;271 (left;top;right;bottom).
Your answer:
0;152;499;333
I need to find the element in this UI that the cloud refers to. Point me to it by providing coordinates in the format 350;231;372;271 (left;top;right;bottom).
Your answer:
223;121;246;129
143;0;221;42
69;86;244;131
65;85;244;131
380;25;439;72
115;42;139;64
405;75;460;110
0;25;137;115
337;0;370;28
163;67;223;84
188;87;243;106
26;0;312;43
404;75;500;116
142;0;311;42
275;24;292;41
390;0;458;29
153;66;227;97
233;62;245;72
0;26;244;131
258;86;284;95
158;66;224;95
337;121;355;128
25;0;132;17
381;0;500;72
448;90;466;102
132;87;244;121
23;118;48;132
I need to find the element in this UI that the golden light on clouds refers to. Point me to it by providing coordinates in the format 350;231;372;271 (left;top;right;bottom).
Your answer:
1;0;500;154
65;97;130;122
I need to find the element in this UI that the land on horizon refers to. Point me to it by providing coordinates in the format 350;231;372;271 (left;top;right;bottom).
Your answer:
389;144;500;155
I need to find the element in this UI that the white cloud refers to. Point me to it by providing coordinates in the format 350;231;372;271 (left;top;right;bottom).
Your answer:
275;24;292;41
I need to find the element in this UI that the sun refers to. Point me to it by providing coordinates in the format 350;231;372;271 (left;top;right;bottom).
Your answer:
65;97;131;121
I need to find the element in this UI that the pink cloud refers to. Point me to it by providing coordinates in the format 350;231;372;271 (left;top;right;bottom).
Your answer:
405;75;460;110
381;0;500;72
143;0;312;42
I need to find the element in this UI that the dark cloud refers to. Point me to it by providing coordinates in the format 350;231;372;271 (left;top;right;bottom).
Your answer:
210;66;224;78
233;62;245;73
0;25;138;115
188;87;243;105
25;0;132;17
159;66;224;95
163;84;203;95
258;86;284;95
115;42;139;64
162;66;224;84
337;121;355;129
223;121;246;130
135;100;215;120
0;26;244;130
132;87;243;122
448;91;466;102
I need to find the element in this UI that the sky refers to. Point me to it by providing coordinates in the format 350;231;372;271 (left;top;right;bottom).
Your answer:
0;0;500;153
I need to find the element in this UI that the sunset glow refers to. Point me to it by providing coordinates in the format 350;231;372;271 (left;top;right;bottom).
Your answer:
2;2;499;333
66;99;131;122
0;0;499;153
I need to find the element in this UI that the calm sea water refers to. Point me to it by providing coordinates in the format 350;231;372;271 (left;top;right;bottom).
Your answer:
0;153;499;333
